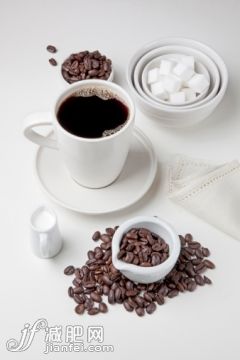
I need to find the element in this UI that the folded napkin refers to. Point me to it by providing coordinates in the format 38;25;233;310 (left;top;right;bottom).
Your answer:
168;155;240;241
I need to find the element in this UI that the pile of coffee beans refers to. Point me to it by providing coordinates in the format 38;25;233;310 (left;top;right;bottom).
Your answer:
61;50;112;84
117;227;169;267
64;227;215;316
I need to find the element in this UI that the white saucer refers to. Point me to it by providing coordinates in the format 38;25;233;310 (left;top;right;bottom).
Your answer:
35;128;157;215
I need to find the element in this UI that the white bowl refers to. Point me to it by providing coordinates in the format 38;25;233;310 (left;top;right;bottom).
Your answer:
127;38;228;127
142;53;210;106
134;45;220;109
112;216;181;283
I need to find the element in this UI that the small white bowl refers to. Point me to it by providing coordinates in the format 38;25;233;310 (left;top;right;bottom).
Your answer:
142;54;210;106
133;45;219;109
112;216;181;284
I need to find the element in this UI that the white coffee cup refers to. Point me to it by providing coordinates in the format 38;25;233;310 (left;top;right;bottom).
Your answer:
23;80;135;188
30;206;62;258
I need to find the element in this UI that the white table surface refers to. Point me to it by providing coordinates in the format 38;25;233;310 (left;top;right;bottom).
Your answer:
1;0;240;359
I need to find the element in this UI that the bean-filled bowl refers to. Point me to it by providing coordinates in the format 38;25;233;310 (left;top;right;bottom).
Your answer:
112;216;181;283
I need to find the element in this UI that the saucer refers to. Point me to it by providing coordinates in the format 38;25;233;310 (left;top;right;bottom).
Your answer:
35;128;157;214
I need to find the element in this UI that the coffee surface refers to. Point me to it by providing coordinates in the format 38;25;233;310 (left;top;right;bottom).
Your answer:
57;95;128;138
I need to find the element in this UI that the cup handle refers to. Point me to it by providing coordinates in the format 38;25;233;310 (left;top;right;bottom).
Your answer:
23;112;58;149
40;233;50;258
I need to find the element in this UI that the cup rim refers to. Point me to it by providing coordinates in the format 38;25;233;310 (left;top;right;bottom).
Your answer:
30;205;57;233
112;216;181;275
53;79;135;143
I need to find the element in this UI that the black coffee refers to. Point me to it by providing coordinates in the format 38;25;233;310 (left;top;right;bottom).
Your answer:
57;95;129;138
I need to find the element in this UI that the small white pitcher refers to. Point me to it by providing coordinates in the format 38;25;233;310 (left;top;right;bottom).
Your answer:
30;206;63;258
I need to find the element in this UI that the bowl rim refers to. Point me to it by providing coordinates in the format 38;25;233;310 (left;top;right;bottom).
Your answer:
127;37;228;114
112;215;181;275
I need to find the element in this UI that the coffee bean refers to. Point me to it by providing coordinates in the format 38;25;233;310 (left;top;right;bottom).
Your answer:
68;286;74;297
202;247;210;257
99;302;108;313
123;300;134;312
75;304;85;315
155;294;165;305
84;282;96;289
187;280;197;292
185;233;193;242
101;285;109;296
125;289;138;297
195;275;204;286
135;295;145;307
64;265;75;275
49;58;57;66
146;302;156;314
105;227;115;236
203;275;212;284
47;45;57;53
88;307;100;315
144;292;153;302
188;241;201;249
92;231;101;241
168;290;179;298
204;259;215;269
73;286;84;294
90;292;102;303
73;294;85;304
135;307;145;317
108;289;115;304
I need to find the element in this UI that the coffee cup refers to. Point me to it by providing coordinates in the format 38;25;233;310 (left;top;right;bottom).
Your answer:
23;80;135;188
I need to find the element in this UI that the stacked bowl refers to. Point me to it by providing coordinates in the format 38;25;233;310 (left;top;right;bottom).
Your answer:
127;37;228;127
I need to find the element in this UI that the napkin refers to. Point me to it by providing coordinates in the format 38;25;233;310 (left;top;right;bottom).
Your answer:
168;155;240;241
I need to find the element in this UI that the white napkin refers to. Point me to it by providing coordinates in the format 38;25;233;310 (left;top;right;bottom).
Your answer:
168;155;240;241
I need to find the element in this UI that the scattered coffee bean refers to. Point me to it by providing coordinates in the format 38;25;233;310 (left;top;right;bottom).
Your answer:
65;229;215;316
49;58;57;66
46;45;57;53
64;265;75;275
61;50;112;84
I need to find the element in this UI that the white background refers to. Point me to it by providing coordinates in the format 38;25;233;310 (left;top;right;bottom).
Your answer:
1;0;240;359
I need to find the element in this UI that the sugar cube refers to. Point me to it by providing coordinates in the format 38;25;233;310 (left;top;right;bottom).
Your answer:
187;74;210;93
147;68;159;84
163;75;182;93
150;81;168;100
173;63;195;82
159;59;176;75
181;56;195;69
182;88;197;101
169;91;186;104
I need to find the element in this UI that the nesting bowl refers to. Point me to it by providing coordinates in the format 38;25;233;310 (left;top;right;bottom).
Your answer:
142;53;210;106
127;37;228;127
